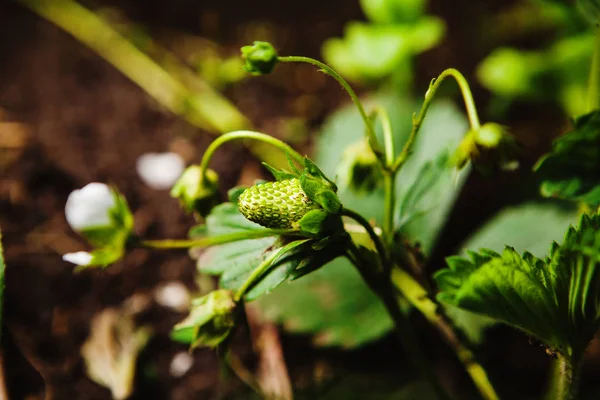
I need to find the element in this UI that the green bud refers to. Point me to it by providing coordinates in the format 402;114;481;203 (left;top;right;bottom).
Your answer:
473;123;507;148
450;132;478;170
171;289;237;350
238;178;320;229
451;123;518;171
337;138;383;193
170;166;220;217
240;41;279;75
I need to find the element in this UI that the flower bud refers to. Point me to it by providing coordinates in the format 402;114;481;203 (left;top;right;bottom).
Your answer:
171;289;238;349
65;183;133;248
240;41;279;75
170;166;220;217
473;123;506;148
136;152;185;190
337;138;382;193
238;179;320;229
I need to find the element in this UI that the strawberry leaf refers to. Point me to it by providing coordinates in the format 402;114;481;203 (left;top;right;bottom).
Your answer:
436;212;600;357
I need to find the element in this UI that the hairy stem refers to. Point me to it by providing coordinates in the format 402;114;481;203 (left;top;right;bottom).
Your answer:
278;56;383;160
554;352;582;400
393;68;481;172
234;249;282;301
198;130;305;182
140;229;307;249
391;268;499;400
347;246;451;400
383;172;396;247
341;208;388;269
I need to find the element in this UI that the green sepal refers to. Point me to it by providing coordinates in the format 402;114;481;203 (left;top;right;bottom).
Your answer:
299;175;342;214
296;209;331;235
303;157;338;191
227;186;248;204
262;162;298;181
192;203;349;302
79;188;133;249
171;166;221;218
171;289;238;349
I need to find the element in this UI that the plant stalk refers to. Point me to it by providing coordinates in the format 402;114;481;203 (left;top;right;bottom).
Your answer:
342;208;388;269
393;68;481;172
347;245;452;400
391;268;499;400
198;130;306;183
278;56;383;160
553;352;582;400
140;228;307;249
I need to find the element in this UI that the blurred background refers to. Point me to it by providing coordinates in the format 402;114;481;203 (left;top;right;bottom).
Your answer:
1;0;599;399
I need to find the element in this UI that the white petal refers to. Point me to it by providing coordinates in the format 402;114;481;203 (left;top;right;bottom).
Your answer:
154;281;191;312
169;352;194;377
62;251;93;266
136;152;185;190
65;183;116;231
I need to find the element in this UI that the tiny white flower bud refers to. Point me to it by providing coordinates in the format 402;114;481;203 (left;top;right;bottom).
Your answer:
136;152;185;190
65;183;117;231
62;251;93;266
169;352;194;377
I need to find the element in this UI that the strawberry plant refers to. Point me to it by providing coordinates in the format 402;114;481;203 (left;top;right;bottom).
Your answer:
57;2;600;399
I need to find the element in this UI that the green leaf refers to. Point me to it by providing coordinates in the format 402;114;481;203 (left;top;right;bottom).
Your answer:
359;0;426;24
171;289;237;349
436;212;600;356
535;110;600;207
461;202;580;256
322;18;444;82
254;94;468;347
256;258;394;348
193;203;346;301
445;201;580;343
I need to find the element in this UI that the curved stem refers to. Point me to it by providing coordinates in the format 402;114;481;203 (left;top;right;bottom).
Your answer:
392;68;481;172
391;268;499;400
371;107;395;167
234;250;282;301
278;56;383;160
346;245;451;400
140;229;307;249
199;130;305;180
341;208;388;269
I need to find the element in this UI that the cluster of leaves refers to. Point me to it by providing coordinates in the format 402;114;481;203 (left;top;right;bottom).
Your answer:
435;211;600;358
322;0;445;84
254;95;469;347
172;159;353;348
476;0;591;115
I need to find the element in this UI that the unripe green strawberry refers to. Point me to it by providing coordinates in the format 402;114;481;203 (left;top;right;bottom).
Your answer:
238;178;319;229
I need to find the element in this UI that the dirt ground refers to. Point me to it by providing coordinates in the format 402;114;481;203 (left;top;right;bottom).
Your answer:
1;1;599;399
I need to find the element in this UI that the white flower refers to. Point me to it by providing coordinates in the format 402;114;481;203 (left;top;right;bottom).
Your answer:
65;183;117;231
136;152;185;190
169;352;194;377
154;281;191;312
62;251;93;266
